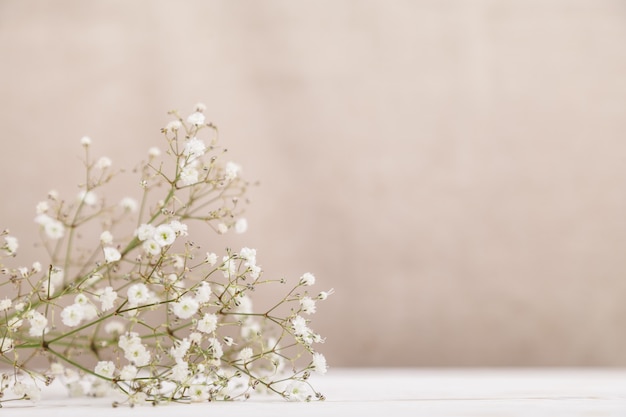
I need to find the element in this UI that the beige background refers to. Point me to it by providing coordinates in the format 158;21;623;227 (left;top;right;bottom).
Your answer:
1;0;626;366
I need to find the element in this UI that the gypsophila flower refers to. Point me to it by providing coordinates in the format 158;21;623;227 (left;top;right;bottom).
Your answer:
135;223;155;241
142;239;161;256
104;321;125;335
94;361;115;379
300;272;316;286
103;246;121;263
299;296;317;315
169;220;188;236
119;197;138;212
154;224;176;247
239;247;256;266
205;252;218;265
311;352;328;375
96;156;112;169
190;384;209;402
224;161;241;181
99;286;118;311
27;311;49;336
195;102;207;112
100;231;113;245
195;282;212;304
36;201;49;214
221;256;236;277
4;236;18;254
318;288;335;300
166;120;182;133
217;223;228;234
43;219;65;239
171;296;199;319
119;365;138;381
78;190;98;206
238;347;253;362
196;313;218;334
187;111;206;126
0;298;11;311
80;136;92;146
235;218;248;234
148;146;162;157
61;304;84;327
291;315;309;337
285;381;309;402
180;165;199;186
183;137;207;162
124;342;151;367
127;283;152;306
170;338;191;362
0;337;14;353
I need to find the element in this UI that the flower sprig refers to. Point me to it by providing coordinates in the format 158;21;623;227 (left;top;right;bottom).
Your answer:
0;104;332;406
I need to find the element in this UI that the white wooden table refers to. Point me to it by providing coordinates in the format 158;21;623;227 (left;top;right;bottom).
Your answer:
4;368;626;416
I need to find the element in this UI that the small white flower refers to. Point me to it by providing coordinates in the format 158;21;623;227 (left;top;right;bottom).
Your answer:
148;146;162;157
96;156;112;169
235;218;248;234
285;380;309;401
61;304;84;327
196;313;218;334
187;112;205;126
135;223;155;241
171;296;199;319
249;264;261;279
142;239;161;256
189;332;202;344
207;338;223;360
99;286;118;311
299;296;317;315
189;384;209;402
165;121;182;133
32;261;42;273
27;311;49;336
170;362;189;382
104;320;125;334
3;236;18;255
127;283;151;306
103;247;121;263
217;223;228;234
291;315;309;336
169;220;188;236
100;231;113;245
124;343;151;367
299;272;316;286
183;137;207;162
318;288;335;300
94;361;115;379
195;102;207;112
36;201;49;214
238;347;253;362
205;252;218;266
81;136;92;146
49;267;64;287
78;190;98;206
224;161;241;181
0;298;11;311
311;352;328;375
221;256;236;278
170;338;191;362
154;224;176;247
120;365;138;381
44;219;65;239
194;282;212;304
180;165;199;185
120;197;138;212
239;247;256;266
48;189;59;200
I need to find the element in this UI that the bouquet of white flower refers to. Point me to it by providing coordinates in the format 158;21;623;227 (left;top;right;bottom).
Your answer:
0;104;331;406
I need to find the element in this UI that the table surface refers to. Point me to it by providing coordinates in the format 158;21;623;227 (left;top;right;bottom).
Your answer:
4;368;626;416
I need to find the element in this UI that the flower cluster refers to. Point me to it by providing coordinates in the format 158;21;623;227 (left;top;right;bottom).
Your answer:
0;105;332;406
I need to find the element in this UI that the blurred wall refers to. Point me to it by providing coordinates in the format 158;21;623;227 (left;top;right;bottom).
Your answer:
1;0;626;366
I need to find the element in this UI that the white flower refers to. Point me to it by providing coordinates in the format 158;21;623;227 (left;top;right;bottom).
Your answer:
189;332;202;344
96;156;112;169
4;236;18;255
311;352;327;375
195;102;207;112
169;220;188;236
49;267;64;287
239;247;256;266
124;343;151;367
148;146;162;157
205;252;218;265
217;223;228;234
99;286;118;311
170;362;189;382
221;256;236;278
224;161;241;181
165;120;182;133
207;338;223;360
171;296;199;319
100;231;113;245
154;224;176;247
235;218;248;234
118;332;141;350
0;298;11;311
120;197;138;212
80;136;92;146
120;365;138;381
299;272;316;286
194;282;212;304
249;264;261;279
48;189;59;200
78;190;98;206
104;321;125;334
0;337;14;353
291;315;309;336
135;223;155;241
127;283;152;306
32;261;42;273
94;361;115;379
196;313;218;334
238;347;253;362
187;112;205;126
189;384;209;402
183;137;207;162
318;288;335;300
285;381;309;401
36;201;49;214
103;247;121;263
170;338;191;362
18;267;28;277
27;311;49;336
44;219;65;239
180;165;199;185
61;304;84;327
299;296;317;315
142;239;161;256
